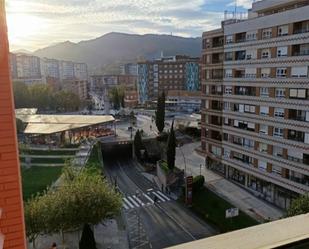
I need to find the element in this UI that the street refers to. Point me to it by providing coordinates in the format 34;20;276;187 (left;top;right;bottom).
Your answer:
103;157;216;249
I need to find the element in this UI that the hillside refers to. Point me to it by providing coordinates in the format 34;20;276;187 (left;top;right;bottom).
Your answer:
33;32;202;73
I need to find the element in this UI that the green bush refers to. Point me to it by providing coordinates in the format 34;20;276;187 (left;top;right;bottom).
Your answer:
193;175;205;192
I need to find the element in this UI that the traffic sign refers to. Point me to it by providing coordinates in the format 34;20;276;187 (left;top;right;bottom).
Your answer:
226;207;239;218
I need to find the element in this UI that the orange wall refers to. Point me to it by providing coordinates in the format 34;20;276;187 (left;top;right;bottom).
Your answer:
0;1;27;248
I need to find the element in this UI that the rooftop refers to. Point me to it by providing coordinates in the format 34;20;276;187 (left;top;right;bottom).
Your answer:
168;214;309;249
16;114;115;134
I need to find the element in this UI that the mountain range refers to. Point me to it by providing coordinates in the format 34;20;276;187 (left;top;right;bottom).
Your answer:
32;32;202;73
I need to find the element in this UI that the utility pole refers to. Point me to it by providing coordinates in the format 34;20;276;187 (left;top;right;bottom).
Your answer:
200;164;202;176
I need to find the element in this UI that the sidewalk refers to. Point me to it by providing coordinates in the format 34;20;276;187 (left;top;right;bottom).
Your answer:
176;142;284;222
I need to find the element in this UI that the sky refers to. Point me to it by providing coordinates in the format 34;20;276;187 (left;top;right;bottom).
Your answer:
6;0;252;52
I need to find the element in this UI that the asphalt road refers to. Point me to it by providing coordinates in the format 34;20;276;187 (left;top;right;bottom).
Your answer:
104;157;216;249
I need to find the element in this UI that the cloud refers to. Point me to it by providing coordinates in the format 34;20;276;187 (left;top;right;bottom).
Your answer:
6;0;246;51
227;0;252;9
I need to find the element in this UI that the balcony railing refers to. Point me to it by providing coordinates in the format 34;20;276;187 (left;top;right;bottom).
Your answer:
293;28;309;34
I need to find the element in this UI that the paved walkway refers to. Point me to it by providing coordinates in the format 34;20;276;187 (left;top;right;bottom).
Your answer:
176;142;284;222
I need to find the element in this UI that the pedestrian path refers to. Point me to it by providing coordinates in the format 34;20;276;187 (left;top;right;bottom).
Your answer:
122;190;171;210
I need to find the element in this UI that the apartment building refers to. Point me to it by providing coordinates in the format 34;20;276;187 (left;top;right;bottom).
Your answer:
41;58;60;79
202;0;309;209
16;54;41;79
137;55;200;104
120;63;138;76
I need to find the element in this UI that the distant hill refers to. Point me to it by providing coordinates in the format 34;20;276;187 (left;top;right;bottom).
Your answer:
33;32;202;73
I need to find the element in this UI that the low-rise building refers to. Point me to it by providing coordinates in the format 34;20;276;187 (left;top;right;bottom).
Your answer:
166;90;201;113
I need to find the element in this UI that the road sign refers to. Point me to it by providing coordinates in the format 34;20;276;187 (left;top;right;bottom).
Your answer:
226;207;239;218
186;176;193;205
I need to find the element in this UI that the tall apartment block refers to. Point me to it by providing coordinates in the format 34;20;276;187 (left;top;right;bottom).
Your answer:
0;2;27;248
201;0;309;209
138;55;200;104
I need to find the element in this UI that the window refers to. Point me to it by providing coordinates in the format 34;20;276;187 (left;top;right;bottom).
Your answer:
260;106;269;116
225;86;232;95
278;25;289;36
260;125;268;135
277;47;288;57
259;143;268;153
225;69;233;78
244;105;256;113
274;108;285;118
273;146;283;158
246;31;257;41
272;165;282;176
224;102;231;111
289;89;307;99
245;68;256;78
261;49;270;58
226;35;233;44
258;160;267;171
262;28;272;39
225;52;233;61
260;87;269;97
273;127;284;138
261;68;270;78
244;138;254;148
246;49;257;60
275;88;286;98
276;68;287;78
291;66;308;78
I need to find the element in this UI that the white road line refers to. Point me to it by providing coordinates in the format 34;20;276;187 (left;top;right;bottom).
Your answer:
123;202;129;210
152;191;166;202
133;195;145;206
143;193;154;204
156;191;170;201
128;196;140;208
123;198;134;209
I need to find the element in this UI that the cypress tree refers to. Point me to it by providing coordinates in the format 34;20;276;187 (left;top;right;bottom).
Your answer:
155;91;165;133
166;121;176;171
79;224;97;249
134;130;143;159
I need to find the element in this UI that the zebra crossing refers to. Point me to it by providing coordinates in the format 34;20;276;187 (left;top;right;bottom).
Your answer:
122;190;171;210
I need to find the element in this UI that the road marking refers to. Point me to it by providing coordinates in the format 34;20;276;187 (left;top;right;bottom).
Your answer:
123;198;135;209
128;196;140;208
156;191;170;201
146;188;153;192
143;193;154;204
152;191;166;202
123;202;129;210
133;195;145;206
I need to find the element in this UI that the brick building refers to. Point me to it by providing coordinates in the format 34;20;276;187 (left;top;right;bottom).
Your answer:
0;1;27;248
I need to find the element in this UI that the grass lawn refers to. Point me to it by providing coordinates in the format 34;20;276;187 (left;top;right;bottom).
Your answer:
21;166;63;200
190;187;259;233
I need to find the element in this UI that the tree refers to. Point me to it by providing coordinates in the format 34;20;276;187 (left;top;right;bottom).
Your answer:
79;224;97;249
155;91;165;133
166;121;176;170
286;195;309;217
24;166;122;246
24;193;50;249
13;81;30;108
134;130;143;159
